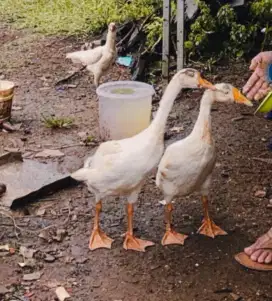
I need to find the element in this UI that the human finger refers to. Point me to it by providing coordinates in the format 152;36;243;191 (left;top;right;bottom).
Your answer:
243;71;260;94
246;78;264;100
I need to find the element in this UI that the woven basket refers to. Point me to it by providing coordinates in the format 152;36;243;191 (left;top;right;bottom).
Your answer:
0;80;15;121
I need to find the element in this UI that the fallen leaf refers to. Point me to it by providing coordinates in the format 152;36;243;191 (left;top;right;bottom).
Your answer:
20;246;36;259
23;271;42;281
170;126;184;133
35;149;64;158
55;286;71;301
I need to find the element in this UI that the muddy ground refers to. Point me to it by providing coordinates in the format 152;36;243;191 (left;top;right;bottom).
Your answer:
0;23;271;301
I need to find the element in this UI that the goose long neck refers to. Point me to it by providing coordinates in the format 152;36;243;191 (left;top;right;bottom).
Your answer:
150;78;183;135
105;31;116;49
192;90;214;140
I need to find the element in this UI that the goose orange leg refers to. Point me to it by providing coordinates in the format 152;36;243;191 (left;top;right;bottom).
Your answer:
198;196;227;238
89;201;114;250
123;204;154;252
161;203;188;246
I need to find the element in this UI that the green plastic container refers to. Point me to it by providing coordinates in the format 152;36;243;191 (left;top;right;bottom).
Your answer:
255;91;272;114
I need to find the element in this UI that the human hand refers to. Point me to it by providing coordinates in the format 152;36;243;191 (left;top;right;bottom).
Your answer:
243;51;272;101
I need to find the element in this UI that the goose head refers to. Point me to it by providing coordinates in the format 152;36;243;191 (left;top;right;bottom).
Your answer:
213;83;253;106
108;22;117;33
174;68;215;90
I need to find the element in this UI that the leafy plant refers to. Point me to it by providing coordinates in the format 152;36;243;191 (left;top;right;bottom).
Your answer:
144;16;163;52
185;0;270;61
42;115;74;129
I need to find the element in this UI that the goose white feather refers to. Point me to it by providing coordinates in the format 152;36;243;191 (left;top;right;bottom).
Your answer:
66;23;117;86
156;83;252;244
71;68;214;251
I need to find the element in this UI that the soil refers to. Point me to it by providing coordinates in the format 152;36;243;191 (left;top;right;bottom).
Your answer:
0;23;272;301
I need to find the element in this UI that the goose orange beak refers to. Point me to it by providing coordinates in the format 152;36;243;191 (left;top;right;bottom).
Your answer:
232;87;253;106
197;74;216;90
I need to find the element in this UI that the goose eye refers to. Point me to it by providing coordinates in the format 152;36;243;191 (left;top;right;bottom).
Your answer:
186;70;195;77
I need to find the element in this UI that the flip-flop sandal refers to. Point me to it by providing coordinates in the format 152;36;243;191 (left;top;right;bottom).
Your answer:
235;252;272;271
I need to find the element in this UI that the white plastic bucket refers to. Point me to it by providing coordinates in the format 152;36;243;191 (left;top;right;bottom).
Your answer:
96;81;155;140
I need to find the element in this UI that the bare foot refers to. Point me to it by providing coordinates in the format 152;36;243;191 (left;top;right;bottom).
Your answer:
244;228;272;264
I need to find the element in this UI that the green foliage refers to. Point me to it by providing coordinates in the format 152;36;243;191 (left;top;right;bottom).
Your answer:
144;16;163;51
0;0;270;62
217;4;236;27
251;0;272;20
185;0;271;61
0;0;157;35
187;1;216;54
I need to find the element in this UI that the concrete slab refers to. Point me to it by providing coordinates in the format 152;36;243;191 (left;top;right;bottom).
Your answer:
0;152;77;209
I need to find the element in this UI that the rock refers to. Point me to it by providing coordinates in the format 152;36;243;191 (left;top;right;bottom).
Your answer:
230;293;242;301
38;230;51;242
269;199;272;205
55;286;71;301
20;246;36;259
267;204;272;209
254;190;266;198
23;271;42;281
44;254;55;262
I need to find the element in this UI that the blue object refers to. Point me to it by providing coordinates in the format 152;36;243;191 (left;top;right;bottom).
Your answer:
265;110;272;120
116;56;133;67
265;63;272;83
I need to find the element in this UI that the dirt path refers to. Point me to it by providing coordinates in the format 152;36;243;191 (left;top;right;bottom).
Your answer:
0;23;271;301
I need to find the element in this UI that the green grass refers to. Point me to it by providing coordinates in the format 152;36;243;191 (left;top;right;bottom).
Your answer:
41;114;74;129
0;0;156;35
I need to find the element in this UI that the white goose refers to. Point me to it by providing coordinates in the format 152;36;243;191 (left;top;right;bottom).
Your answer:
71;68;214;252
156;83;253;246
66;23;117;87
